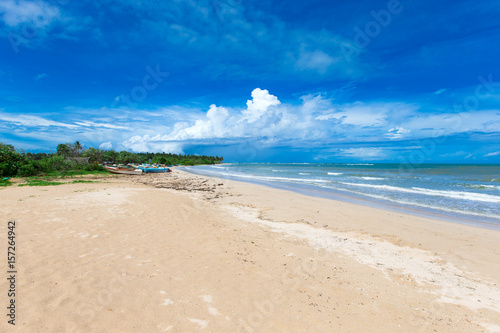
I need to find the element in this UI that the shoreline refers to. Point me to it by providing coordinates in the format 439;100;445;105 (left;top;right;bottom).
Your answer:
172;167;500;279
1;170;499;332
181;165;500;231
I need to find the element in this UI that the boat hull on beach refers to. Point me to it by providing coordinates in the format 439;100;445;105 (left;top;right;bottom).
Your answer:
104;166;143;175
138;167;171;173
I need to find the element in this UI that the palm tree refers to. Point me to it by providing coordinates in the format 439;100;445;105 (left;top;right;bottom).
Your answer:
73;141;83;156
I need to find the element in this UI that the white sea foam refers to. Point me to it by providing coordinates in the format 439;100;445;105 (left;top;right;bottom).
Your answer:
412;187;500;203
187;164;500;220
469;184;500;190
339;182;500;203
253;175;329;183
318;184;500;219
200;169;330;184
346;163;374;166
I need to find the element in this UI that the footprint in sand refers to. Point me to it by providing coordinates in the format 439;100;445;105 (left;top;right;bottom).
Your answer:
160;291;174;306
188;318;209;329
157;323;174;331
199;295;213;303
200;295;219;316
199;295;230;320
161;299;174;306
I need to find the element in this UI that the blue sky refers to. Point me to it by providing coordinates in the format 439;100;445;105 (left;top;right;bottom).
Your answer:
1;0;499;163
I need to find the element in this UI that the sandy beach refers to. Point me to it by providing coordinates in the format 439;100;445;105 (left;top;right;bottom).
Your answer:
1;168;500;333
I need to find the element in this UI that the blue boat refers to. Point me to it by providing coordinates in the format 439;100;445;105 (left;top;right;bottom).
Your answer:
137;165;171;173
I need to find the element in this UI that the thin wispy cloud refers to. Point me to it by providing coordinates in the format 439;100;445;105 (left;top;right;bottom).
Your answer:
0;112;79;129
485;151;500;157
34;73;47;80
433;89;447;95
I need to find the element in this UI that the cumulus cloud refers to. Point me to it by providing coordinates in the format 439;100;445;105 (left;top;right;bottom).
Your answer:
114;89;427;154
113;89;500;153
165;104;230;140
242;88;281;123
121;135;184;154
160;88;284;141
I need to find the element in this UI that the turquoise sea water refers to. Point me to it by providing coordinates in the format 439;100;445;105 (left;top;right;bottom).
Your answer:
185;163;500;229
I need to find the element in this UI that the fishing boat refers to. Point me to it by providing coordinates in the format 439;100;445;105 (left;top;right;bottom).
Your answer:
105;166;143;175
137;165;171;173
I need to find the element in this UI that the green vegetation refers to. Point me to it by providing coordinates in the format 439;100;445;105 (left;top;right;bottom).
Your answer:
103;150;223;166
17;179;99;187
18;179;64;187
43;169;109;178
0;179;12;187
0;141;223;178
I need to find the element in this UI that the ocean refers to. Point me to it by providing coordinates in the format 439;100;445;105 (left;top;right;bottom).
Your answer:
184;163;500;230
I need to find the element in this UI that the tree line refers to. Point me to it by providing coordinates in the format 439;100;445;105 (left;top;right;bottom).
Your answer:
0;141;223;177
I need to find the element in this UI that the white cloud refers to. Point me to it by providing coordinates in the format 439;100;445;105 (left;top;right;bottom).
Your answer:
337;147;386;159
167;104;230;140
99;141;113;150
433;88;447;95
316;102;414;128
75;121;129;130
484;151;500;157
0;112;79;128
114;92;430;151
0;0;60;28
121;135;184;154
295;49;336;74
163;88;283;141
386;126;411;139
242;88;281;123
403;110;500;136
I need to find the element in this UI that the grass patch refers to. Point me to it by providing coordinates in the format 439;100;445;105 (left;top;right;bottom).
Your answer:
43;170;109;178
0;180;12;187
17;177;101;187
19;179;64;187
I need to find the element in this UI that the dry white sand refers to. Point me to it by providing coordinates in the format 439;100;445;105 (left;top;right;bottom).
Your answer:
0;169;499;332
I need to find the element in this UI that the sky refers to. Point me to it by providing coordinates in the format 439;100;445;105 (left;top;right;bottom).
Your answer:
1;0;500;163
